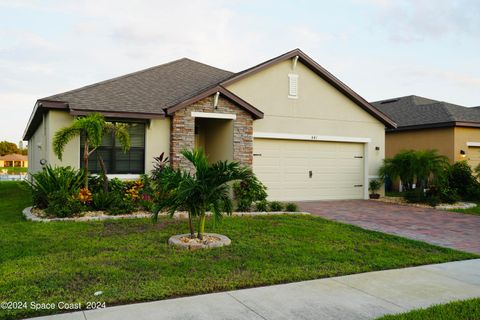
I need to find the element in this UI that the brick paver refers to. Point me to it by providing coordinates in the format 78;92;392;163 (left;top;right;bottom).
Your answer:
298;200;480;254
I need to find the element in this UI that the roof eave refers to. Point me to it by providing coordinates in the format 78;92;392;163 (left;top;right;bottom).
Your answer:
221;48;397;128
23;100;69;140
165;85;264;119
69;109;165;119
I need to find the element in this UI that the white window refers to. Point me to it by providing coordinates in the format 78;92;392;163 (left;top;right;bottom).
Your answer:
288;74;298;99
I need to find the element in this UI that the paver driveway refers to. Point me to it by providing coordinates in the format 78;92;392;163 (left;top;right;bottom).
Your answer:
298;200;480;254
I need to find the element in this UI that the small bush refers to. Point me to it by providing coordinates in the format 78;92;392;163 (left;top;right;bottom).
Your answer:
255;200;269;212
107;193;136;215
27;166;84;209
285;202;299;212
109;178;126;194
233;174;268;212
404;190;426;203
448;161;479;199
269;201;284;212
92;191;116;211
45;190;84;217
427;186;460;204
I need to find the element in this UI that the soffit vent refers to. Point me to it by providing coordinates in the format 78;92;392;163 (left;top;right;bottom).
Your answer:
288;74;298;99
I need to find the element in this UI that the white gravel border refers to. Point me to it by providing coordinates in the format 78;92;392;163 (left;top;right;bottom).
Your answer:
435;202;477;210
22;207;310;222
22;207;151;222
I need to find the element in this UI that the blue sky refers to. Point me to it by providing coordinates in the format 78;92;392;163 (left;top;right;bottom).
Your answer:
1;0;479;143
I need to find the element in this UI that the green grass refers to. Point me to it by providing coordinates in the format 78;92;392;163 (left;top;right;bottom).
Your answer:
0;182;477;319
0;166;27;174
377;298;480;320
451;204;480;217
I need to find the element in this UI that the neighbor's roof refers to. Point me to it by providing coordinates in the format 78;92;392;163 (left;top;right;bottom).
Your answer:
0;153;28;161
371;95;480;131
24;49;396;140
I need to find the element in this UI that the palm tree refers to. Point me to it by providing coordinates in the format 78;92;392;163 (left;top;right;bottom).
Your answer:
379;150;417;191
379;149;448;191
52;113;131;188
414;150;449;190
153;149;251;240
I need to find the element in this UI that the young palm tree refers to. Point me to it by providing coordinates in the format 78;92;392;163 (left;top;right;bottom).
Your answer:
52;113;131;188
153;149;251;240
379;149;448;191
379;150;417;191
414;150;449;190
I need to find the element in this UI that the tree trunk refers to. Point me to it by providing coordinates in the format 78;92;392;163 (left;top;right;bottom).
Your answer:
188;213;195;238
98;156;109;193
197;212;206;240
83;140;90;189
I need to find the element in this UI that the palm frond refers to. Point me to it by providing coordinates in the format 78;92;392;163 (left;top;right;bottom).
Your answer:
52;126;82;160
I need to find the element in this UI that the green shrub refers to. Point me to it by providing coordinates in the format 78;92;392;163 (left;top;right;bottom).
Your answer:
404;190;427;204
109;178;126;194
269;201;284;212
88;175;104;194
255;200;269;212
427;186;460;204
448;161;479;199
92;191;116;211
45;190;84;217
27;166;84;209
285;202;299;212
233;174;268;211
107;193;136;215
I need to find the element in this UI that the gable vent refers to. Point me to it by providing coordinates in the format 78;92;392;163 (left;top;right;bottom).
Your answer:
288;74;299;99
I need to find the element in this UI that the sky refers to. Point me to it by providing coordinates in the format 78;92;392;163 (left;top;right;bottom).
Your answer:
1;0;479;144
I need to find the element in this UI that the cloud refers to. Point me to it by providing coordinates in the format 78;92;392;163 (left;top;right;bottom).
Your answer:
362;0;480;42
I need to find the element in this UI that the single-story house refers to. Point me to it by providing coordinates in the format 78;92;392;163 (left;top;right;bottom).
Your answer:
372;95;480;169
0;153;28;168
23;49;396;201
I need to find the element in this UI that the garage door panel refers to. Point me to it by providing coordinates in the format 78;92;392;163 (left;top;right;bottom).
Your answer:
253;139;365;201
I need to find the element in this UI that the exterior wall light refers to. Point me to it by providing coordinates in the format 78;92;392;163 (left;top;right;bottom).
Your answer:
460;150;466;158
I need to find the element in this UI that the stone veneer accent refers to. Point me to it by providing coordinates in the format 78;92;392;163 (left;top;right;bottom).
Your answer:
170;95;254;169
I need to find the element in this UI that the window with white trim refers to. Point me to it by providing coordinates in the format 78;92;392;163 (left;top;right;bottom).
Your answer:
288;74;299;98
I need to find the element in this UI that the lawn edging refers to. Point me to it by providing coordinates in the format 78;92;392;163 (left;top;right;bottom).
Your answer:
22;206;310;222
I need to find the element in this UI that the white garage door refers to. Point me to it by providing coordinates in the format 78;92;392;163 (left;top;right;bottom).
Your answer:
253;139;365;201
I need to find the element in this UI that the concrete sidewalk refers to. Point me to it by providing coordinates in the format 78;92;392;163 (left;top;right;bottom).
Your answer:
32;259;480;320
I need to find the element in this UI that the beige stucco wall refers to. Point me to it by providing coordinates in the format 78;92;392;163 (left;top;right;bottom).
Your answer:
454;127;480;167
145;118;171;173
226;59;386;189
28;110;171;175
28;113;47;174
46;110;80;168
385;128;456;162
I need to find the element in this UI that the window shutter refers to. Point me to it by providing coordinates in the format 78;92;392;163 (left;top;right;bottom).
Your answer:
288;74;298;98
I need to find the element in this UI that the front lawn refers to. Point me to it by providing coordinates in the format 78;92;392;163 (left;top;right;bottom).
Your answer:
377;298;480;320
0;166;27;174
0;182;476;320
450;204;480;217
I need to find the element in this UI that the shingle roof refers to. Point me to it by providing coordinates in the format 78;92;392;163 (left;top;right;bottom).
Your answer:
0;154;28;161
371;95;480;129
42;58;234;115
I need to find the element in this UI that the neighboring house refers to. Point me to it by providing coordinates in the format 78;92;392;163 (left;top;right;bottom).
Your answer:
0;154;28;168
372;95;480;169
23;49;395;201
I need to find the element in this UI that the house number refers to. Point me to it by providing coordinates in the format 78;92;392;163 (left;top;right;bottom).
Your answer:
311;135;318;140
